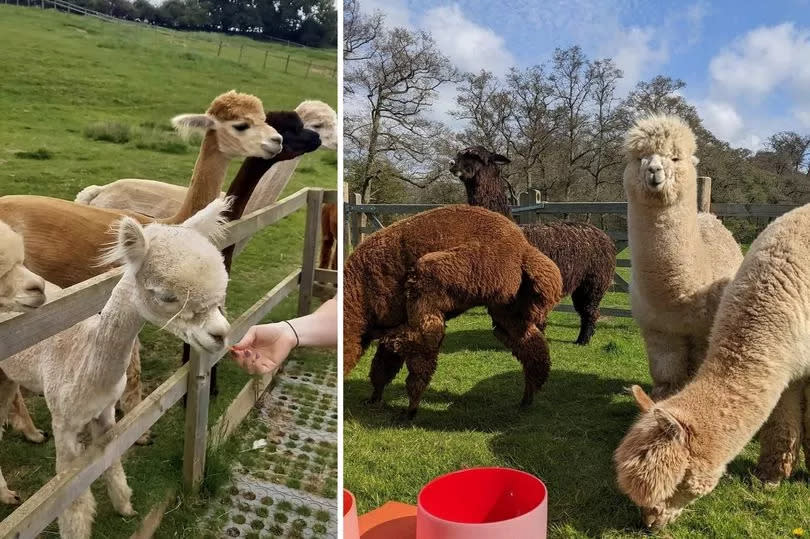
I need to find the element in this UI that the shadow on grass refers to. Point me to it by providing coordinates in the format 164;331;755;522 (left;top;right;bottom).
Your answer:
345;368;645;534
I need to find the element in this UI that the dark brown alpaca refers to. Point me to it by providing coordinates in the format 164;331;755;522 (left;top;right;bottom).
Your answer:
450;146;616;345
183;111;321;396
344;205;563;418
319;203;337;269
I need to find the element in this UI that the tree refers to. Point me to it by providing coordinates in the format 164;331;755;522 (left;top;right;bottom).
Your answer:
583;58;625;201
345;26;459;201
765;131;810;175
343;0;383;61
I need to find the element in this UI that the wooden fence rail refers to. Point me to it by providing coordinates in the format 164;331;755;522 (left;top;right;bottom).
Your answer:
0;187;337;538
343;177;799;319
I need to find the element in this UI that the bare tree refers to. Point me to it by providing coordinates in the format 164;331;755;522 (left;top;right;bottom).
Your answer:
343;0;383;62
453;70;513;155
584;58;625;201
765;131;810;175
345;26;459;201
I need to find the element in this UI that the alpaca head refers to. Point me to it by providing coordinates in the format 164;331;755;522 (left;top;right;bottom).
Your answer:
265;111;322;161
102;199;231;353
295;100;338;150
614;385;719;530
622;115;699;206
0;220;46;312
172;90;283;160
449;146;510;183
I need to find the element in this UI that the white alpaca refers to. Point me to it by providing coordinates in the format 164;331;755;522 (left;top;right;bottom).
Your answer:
74;100;337;221
623;114;743;399
0;200;231;537
615;201;810;529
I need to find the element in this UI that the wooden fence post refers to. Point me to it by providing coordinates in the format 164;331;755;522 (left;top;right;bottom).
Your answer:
298;189;323;316
217;40;222;56
697;176;712;212
305;61;312;77
238;44;244;63
263;49;268;69
284;55;290;73
350;193;366;247
183;348;212;492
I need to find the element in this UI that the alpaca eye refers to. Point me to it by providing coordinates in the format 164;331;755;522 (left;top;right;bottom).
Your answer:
672;157;680;162
311;123;323;129
233;123;250;132
158;292;178;303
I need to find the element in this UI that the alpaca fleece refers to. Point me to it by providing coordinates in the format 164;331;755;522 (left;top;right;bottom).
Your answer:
344;205;562;417
614;201;810;529
450;145;616;344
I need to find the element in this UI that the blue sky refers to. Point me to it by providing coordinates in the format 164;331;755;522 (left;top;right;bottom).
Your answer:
361;0;810;149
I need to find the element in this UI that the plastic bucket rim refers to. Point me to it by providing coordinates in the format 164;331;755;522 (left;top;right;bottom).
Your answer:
343;488;356;517
417;466;547;527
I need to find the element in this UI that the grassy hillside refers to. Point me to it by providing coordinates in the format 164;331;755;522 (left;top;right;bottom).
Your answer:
0;5;336;537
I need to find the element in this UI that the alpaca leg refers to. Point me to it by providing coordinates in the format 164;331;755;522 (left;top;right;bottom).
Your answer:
10;389;47;443
319;235;335;269
641;328;690;401
404;348;440;419
489;306;551;407
367;338;405;404
119;341;151;445
329;246;338;270
90;407;135;516
54;424;96;539
571;282;600;346
802;381;810;471
0;375;21;504
756;381;804;486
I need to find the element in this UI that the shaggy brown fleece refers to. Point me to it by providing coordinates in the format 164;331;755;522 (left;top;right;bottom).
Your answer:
450;146;616;344
344;205;563;417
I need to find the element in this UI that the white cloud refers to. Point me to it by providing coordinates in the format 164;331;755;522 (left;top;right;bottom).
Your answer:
362;0;411;29
709;23;810;100
697;100;747;144
420;4;515;76
608;27;669;93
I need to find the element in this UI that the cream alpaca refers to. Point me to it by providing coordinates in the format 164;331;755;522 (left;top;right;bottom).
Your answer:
623;114;742;399
0;200;231;537
615;201;810;529
74;100;337;220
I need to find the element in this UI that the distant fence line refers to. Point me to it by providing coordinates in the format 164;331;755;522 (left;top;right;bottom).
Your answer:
343;177;800;319
0;0;337;80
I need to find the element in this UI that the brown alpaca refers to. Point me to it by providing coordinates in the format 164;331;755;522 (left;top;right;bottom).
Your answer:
0;91;278;436
614;201;810;529
344;205;563;418
450;146;616;344
319;203;337;269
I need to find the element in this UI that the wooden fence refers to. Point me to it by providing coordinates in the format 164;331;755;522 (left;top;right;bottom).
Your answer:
0;187;337;538
343;178;800;319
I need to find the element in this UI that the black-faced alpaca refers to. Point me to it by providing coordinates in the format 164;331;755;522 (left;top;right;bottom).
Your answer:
450;146;616;345
344;205;563;418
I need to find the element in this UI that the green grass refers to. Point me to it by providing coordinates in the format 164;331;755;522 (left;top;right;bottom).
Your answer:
345;247;810;538
0;5;335;537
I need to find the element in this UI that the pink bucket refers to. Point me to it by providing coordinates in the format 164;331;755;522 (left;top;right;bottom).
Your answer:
343;489;360;539
416;467;547;539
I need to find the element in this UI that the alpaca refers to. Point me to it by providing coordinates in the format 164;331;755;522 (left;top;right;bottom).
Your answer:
344;205;563;418
0;91;275;427
614;201;810;530
0;199;230;538
74;104;330;219
622;115;743;400
319;202;337;270
450;146;616;345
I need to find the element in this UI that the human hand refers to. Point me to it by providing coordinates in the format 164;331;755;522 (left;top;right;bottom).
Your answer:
230;322;297;375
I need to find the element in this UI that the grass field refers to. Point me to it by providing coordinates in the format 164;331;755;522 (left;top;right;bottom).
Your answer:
345;251;810;538
0;5;336;537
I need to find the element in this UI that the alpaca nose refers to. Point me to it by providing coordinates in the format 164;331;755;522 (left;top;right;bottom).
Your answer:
208;331;226;348
648;163;663;173
269;134;282;145
25;278;45;294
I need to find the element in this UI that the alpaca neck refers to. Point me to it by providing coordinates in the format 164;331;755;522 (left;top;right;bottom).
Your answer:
466;167;511;218
224;155;279;221
243;157;301;215
79;275;143;389
671;344;789;467
163;131;230;225
628;183;704;296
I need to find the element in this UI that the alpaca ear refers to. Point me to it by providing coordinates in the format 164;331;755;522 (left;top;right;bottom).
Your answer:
172;113;217;137
98;217;148;268
691;155;700;166
630;385;654;412
491;153;511;165
654;408;686;444
183;197;231;241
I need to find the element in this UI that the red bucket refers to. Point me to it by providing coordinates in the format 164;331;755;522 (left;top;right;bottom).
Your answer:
343;489;360;539
416;467;547;539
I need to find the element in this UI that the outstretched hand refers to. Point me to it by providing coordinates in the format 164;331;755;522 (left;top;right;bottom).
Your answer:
230;322;297;375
